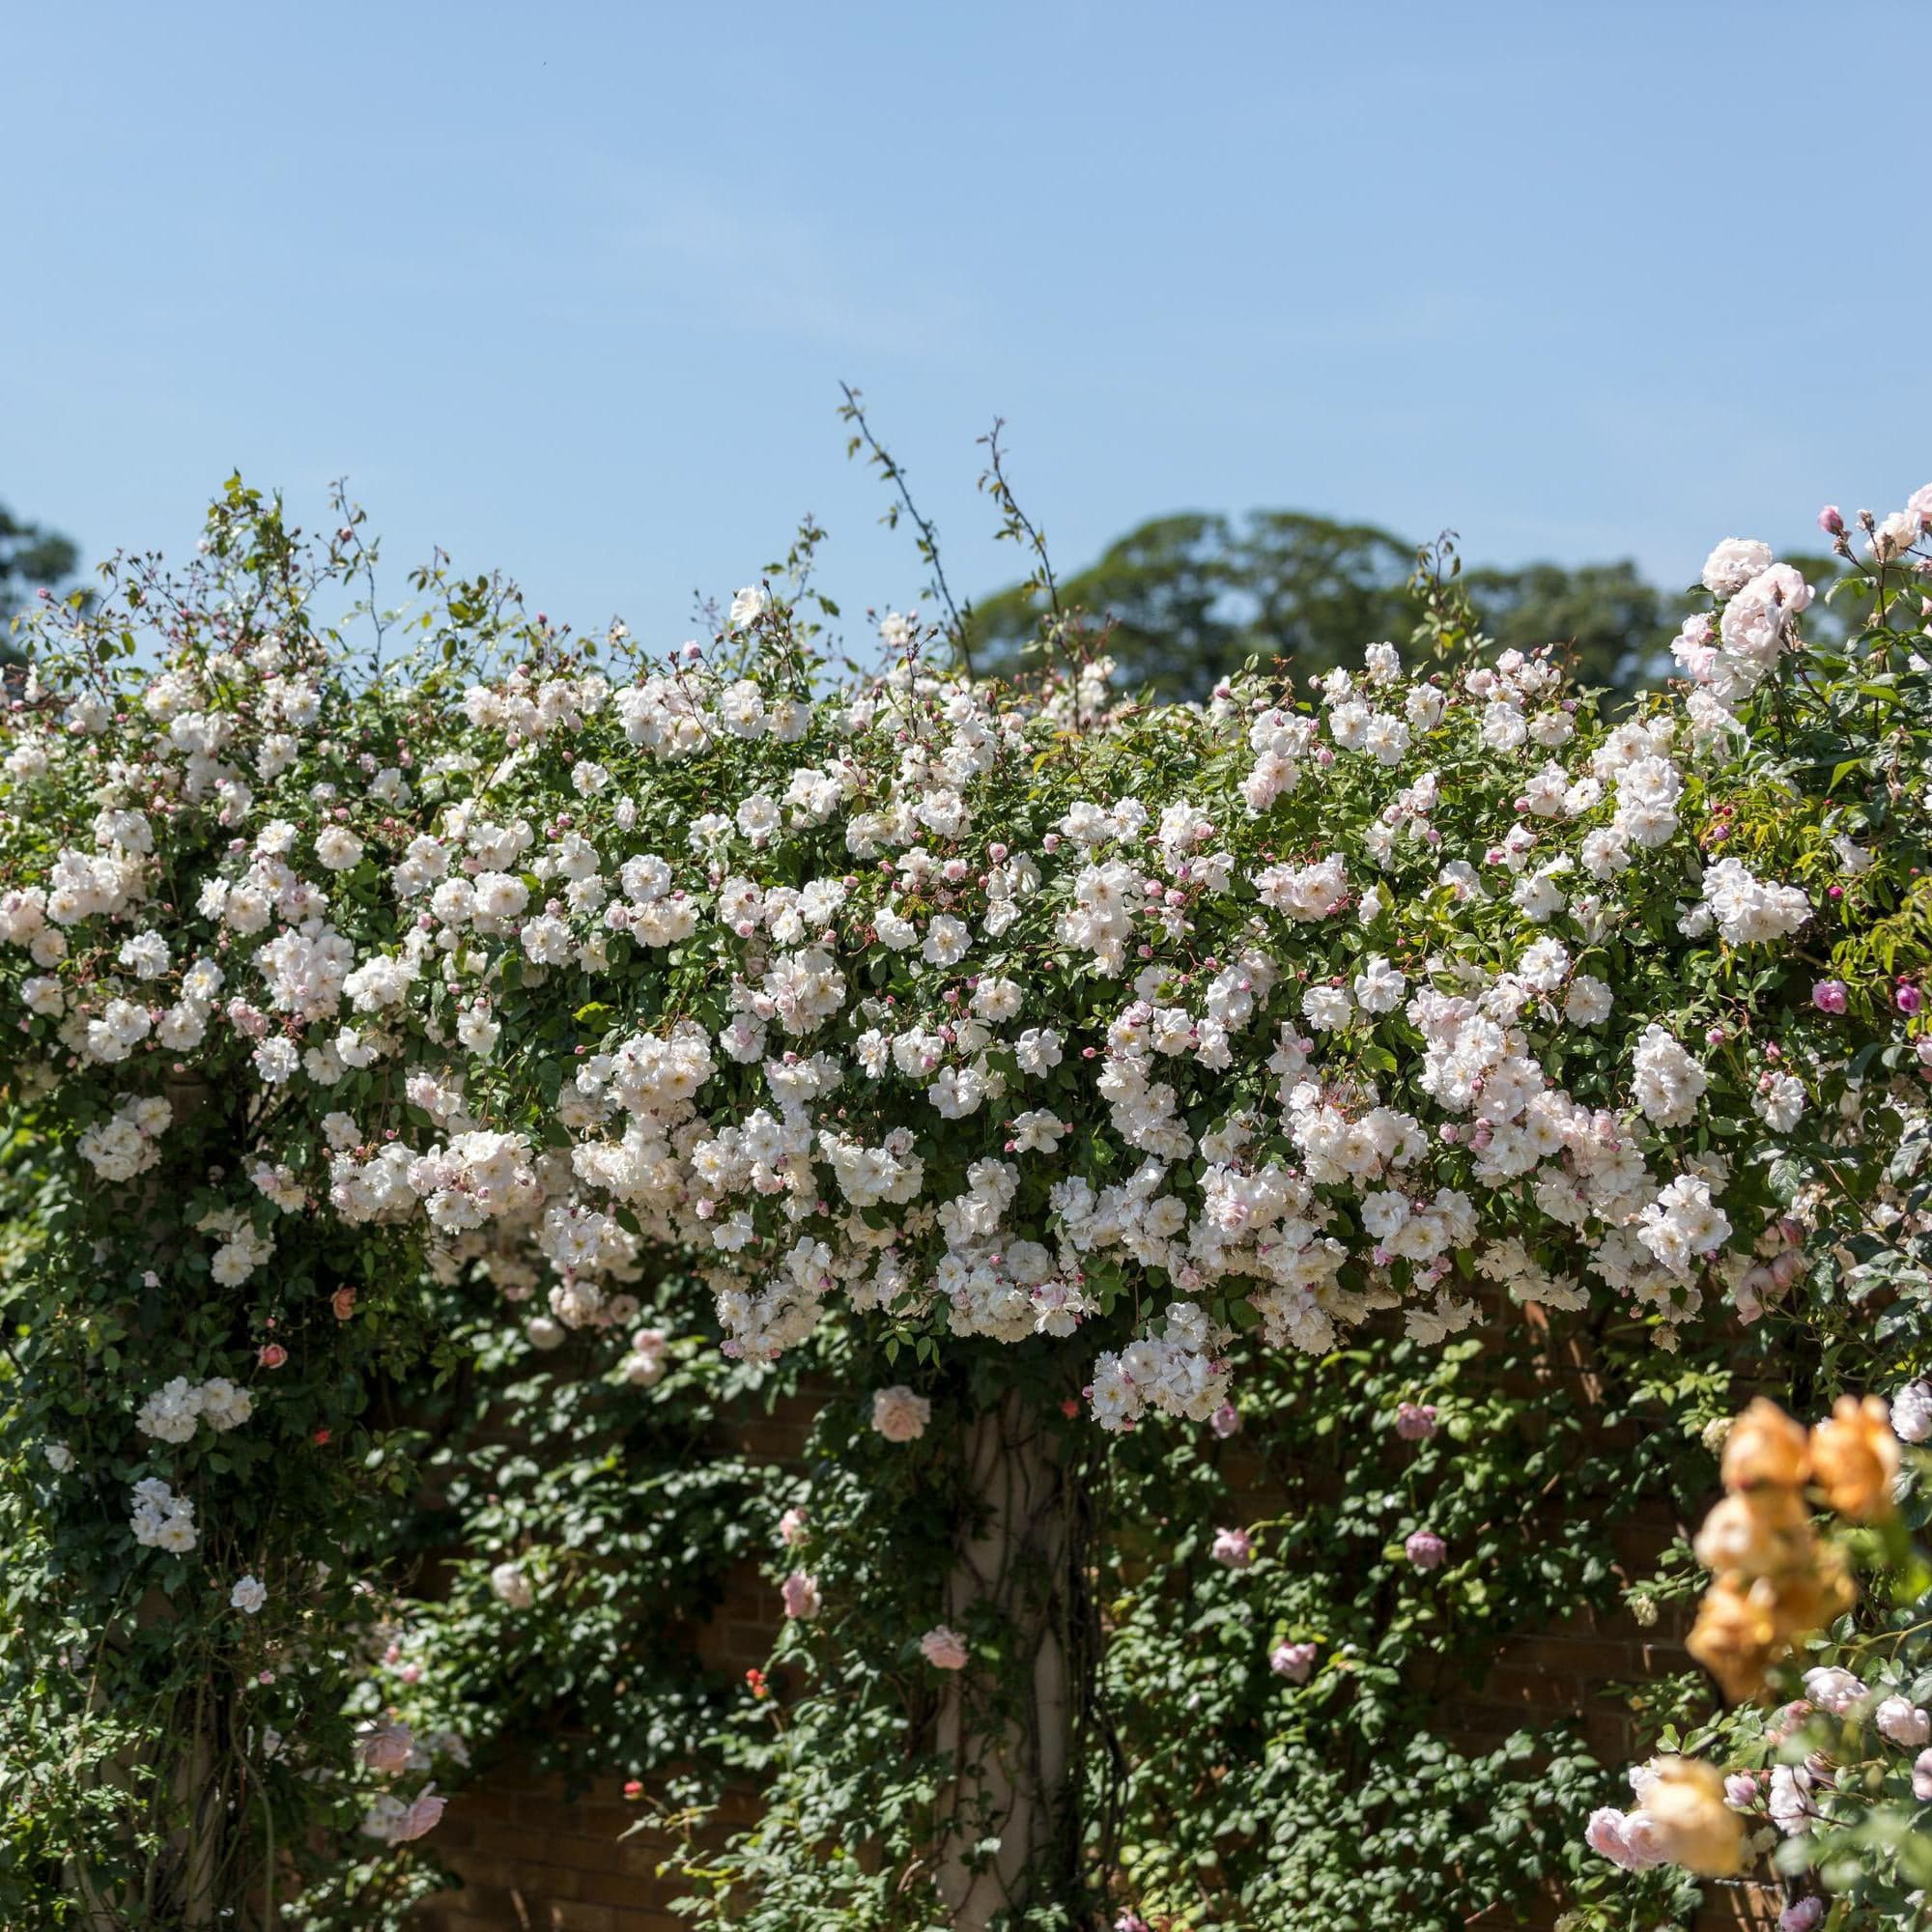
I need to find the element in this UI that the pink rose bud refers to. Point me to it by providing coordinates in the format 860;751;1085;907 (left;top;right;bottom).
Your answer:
1778;1903;1824;1932
778;1507;808;1547
1817;505;1845;536
1812;980;1848;1014
1405;1529;1447;1571
781;1570;821;1620
1394;1402;1438;1441
1899;982;1924;1015
1723;1773;1757;1807
1208;1401;1241;1439
257;1343;288;1370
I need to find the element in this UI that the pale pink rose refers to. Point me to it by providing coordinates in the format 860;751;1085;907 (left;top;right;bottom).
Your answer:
1877;1695;1930;1747
1269;1640;1317;1684
1210;1526;1254;1568
870;1385;931;1443
920;1626;969;1670
778;1506;809;1547
1914;1748;1932;1802
781;1570;820;1620
1405;1529;1447;1570
358;1720;414;1775
1585;1805;1630;1864
391;1784;445;1843
1394;1402;1438;1440
1584;1804;1666;1870
1802;1666;1868;1716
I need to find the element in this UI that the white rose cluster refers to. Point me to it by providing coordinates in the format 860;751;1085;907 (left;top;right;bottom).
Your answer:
78;1094;172;1180
135;1374;255;1444
129;1477;198;1552
1;484;1918;1468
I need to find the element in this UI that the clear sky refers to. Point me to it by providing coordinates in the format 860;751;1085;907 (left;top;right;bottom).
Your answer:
9;1;1927;654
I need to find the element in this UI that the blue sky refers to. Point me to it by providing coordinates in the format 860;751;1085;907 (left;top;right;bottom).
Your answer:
9;1;1927;652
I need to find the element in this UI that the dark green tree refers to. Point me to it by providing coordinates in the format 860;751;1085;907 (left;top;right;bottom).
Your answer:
964;510;1415;701
966;508;1685;699
0;503;79;619
0;503;81;666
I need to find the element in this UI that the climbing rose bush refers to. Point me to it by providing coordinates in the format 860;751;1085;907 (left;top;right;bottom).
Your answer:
4;496;1915;1401
3;469;1932;1924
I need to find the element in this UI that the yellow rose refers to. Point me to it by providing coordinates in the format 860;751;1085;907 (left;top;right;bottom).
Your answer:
1690;1487;1814;1581
1774;1541;1857;1640
1687;1575;1782;1703
1720;1398;1811;1492
1810;1394;1900;1522
1644;1755;1746;1877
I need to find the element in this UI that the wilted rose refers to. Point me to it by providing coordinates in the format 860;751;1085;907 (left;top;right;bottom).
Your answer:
358;1720;414;1775
391;1784;445;1843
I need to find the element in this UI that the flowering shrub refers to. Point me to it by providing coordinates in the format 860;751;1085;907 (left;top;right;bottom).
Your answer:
1;465;1930;1925
1583;1391;1932;1927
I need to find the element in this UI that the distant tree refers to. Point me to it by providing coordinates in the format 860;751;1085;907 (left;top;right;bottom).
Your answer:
0;503;79;617
1460;558;1674;692
964;511;1415;701
966;509;1684;699
0;502;81;665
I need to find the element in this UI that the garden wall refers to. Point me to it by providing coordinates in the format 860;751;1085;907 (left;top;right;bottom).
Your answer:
412;1313;1789;1932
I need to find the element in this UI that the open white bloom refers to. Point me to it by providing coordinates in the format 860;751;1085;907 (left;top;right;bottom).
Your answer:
1700;537;1774;596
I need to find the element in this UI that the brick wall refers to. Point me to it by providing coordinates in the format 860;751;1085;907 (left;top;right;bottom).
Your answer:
413;1340;1787;1932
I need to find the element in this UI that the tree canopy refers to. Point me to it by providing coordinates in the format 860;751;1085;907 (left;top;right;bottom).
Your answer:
964;507;1688;698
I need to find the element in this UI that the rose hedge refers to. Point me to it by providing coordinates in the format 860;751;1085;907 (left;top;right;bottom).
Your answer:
0;474;1930;1927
